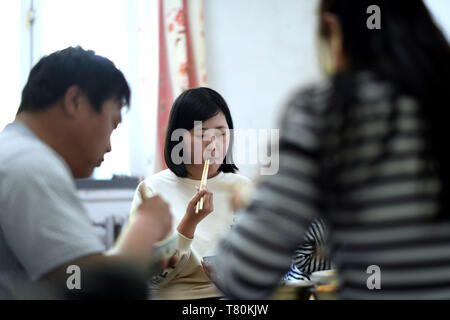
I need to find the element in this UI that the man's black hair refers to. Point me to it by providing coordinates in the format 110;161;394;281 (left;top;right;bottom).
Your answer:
18;46;130;114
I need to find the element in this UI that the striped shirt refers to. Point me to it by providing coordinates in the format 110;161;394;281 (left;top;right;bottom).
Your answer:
213;71;450;300
283;218;331;281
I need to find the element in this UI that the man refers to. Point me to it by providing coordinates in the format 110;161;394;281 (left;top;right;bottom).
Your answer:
0;46;174;299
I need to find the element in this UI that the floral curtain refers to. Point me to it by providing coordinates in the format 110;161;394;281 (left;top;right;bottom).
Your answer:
155;0;207;172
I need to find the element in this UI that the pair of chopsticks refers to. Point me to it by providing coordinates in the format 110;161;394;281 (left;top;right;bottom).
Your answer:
195;159;210;214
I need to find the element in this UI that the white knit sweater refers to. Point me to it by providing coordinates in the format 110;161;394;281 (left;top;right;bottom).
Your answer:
129;169;252;300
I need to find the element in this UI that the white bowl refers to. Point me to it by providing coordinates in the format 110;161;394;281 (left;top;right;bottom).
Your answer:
311;270;337;285
151;230;178;262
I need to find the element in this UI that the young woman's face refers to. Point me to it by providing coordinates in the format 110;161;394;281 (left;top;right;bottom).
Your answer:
317;13;348;76
184;111;230;175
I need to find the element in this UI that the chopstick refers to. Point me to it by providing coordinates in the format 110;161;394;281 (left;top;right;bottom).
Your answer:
199;159;210;210
195;159;210;214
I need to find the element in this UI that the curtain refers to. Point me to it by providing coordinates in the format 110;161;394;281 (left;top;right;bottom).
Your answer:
155;0;207;172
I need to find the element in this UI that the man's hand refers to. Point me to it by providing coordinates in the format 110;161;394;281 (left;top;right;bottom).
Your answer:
42;193;174;291
136;193;173;242
113;192;173;268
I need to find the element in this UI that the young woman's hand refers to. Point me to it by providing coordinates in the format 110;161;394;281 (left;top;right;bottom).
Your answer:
177;188;214;238
215;180;254;211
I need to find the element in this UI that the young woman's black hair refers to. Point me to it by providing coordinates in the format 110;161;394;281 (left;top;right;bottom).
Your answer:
18;46;130;114
164;87;238;178
319;0;450;219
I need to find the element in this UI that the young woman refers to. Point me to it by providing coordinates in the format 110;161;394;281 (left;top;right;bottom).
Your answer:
129;87;252;300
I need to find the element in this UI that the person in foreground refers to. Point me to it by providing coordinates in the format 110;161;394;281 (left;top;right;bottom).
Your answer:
0;46;174;299
211;0;450;299
129;87;252;299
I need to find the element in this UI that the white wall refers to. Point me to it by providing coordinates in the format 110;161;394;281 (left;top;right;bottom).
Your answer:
203;0;321;178
425;0;450;41
202;0;450;179
4;0;450;181
0;1;22;131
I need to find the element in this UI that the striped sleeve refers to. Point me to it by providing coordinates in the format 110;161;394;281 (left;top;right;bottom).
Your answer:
283;264;311;281
322;75;450;299
212;87;328;299
291;218;332;275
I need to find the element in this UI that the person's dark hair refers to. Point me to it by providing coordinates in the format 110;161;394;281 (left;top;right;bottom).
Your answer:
319;0;450;219
164;87;238;178
18;46;130;114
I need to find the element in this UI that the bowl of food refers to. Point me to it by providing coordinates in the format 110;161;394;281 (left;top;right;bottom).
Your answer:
269;279;315;300
312;280;339;300
311;270;337;285
148;231;178;284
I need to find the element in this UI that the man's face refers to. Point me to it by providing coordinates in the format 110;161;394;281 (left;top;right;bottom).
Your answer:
74;95;122;178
